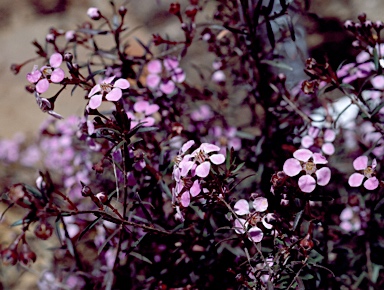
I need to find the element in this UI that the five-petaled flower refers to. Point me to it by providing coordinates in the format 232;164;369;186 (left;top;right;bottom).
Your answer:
283;149;331;193
301;126;336;155
348;156;379;190
88;76;130;109
233;197;274;242
126;100;159;127
27;53;65;94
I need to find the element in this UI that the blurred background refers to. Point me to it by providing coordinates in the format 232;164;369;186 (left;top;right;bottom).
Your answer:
1;0;384;138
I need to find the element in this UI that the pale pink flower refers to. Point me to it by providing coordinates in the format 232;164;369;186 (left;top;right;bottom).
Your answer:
233;197;272;243
88;76;130;109
339;206;361;232
127;100;159;127
283;149;331;193
27;53;65;94
348;156;379;190
301;126;336;155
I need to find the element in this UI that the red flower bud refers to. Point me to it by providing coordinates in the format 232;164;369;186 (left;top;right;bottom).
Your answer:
19;244;37;266
1;248;19;266
35;220;54;240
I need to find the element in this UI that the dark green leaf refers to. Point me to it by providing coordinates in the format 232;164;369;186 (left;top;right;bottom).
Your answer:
291;209;303;231
137;126;158;133
98;227;121;256
371;102;384;117
129;251;152;264
266;20;275;48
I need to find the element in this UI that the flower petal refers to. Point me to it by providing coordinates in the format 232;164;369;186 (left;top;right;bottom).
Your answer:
89;94;102;109
180;160;194;177
141;116;155;127
181;140;195;154
89;84;101;97
171;67;186;83
283;158;302;177
147;60;162;74
293;149;313;162
195;161;211;178
189;180;201;197
234;199;250;215
114;78;130;89
248;226;264;242
321;143;335;155
51;68;65;83
348;172;364;187
253;197;268;212
144;104;160;115
298;175;316;193
301;136;314;148
200;143;220;153
105;88;122;101
134;100;149;113
316;167;331;186
234;218;247;234
340;207;353;221
209;154;225;165
180;191;190;207
27;67;42;83
36;78;50;93
364;177;379;190
163;57;179;71
324;129;336;142
313;153;328;164
160;80;176;94
353;156;368;170
49;53;63;68
146;74;161;88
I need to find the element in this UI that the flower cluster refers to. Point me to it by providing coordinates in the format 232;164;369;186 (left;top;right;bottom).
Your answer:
172;141;225;208
146;57;185;95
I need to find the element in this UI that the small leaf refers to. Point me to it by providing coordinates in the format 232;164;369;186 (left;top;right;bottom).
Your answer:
371;102;384;117
232;162;245;174
129;251;152;264
98;227;121;256
287;14;296;41
137;126;158;133
291;209;303;231
260;60;293;71
78;216;102;242
266;20;275;48
66;237;75;257
10;218;30;227
24;184;43;199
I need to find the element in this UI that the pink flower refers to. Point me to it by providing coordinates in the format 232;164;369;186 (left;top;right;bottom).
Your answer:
88;76;130;109
337;51;374;84
87;7;101;20
210;126;241;154
283;149;331;193
339;206;361;232
190;104;213;121
146;57;185;95
26;53;65;94
127;100;159;127
301;126;336;155
233;197;272;242
348;156;379;190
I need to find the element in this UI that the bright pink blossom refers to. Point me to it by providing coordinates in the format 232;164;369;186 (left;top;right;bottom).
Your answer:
348;156;379;190
283;149;331;193
27;53;65;94
88;76;130;109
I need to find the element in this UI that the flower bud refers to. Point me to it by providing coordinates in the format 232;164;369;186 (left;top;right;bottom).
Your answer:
19;244;37;266
358;13;366;23
374;21;384;30
46;33;55;43
96;192;108;204
81;184;93;197
169;3;181;15
87;7;101;20
344;20;355;30
64;52;73;62
35;220;54;240
65;30;76;42
363;20;372;28
118;6;127;17
1;248;18;266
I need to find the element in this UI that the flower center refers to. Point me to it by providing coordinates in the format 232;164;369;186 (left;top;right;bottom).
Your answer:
364;166;374;178
303;161;316;175
100;83;113;93
194;149;207;164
